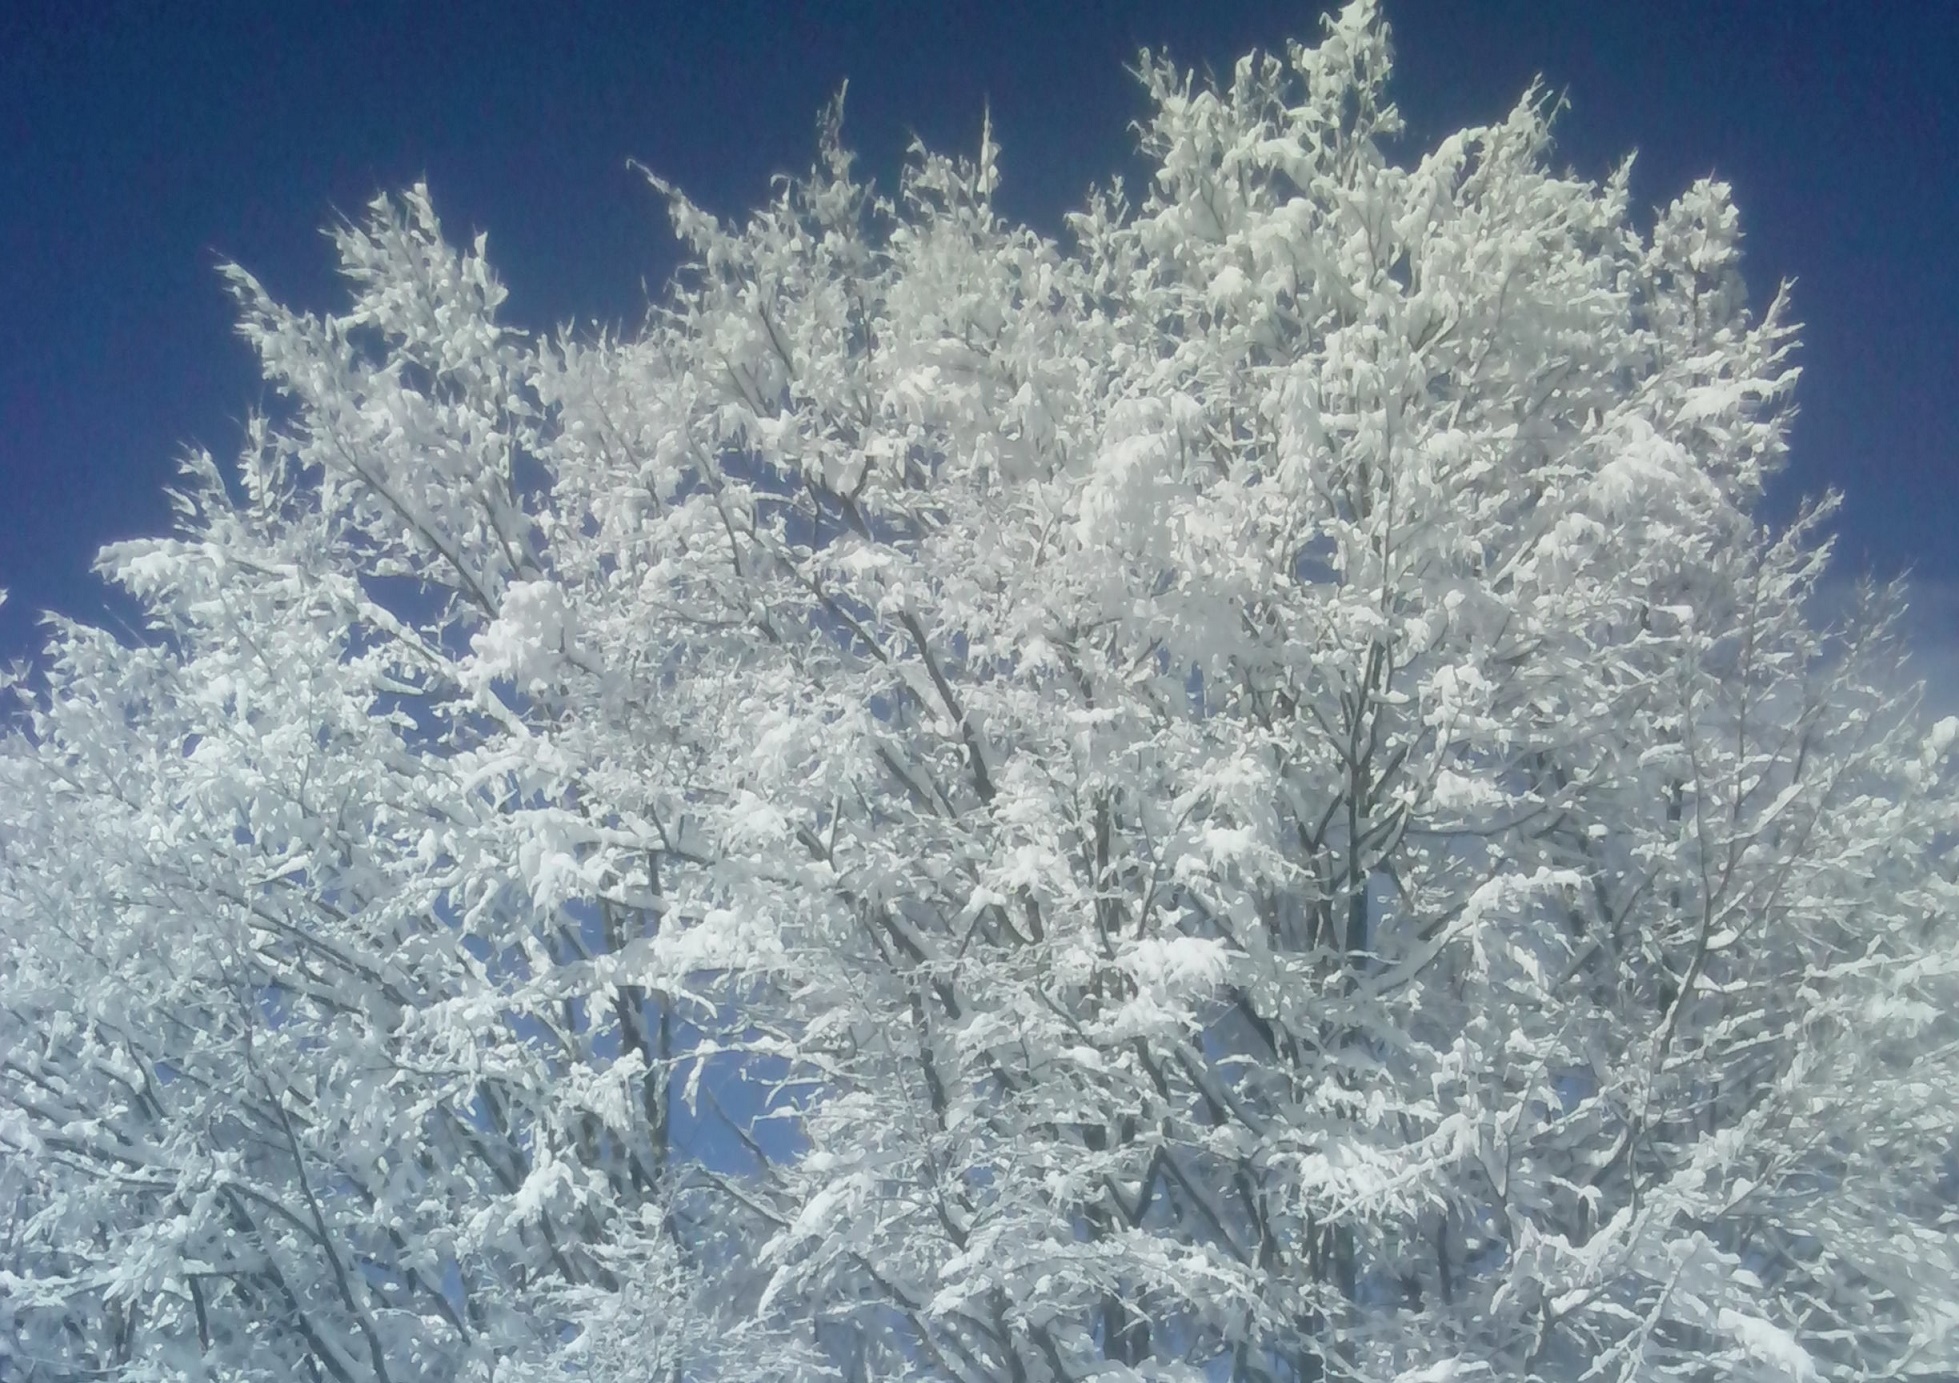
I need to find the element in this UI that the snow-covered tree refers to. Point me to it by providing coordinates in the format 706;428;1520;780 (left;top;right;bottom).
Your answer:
4;5;1956;1380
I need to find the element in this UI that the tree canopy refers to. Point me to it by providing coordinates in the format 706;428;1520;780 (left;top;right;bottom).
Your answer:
4;5;1956;1380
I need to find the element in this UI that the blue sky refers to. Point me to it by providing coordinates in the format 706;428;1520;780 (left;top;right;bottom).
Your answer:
2;2;1953;662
